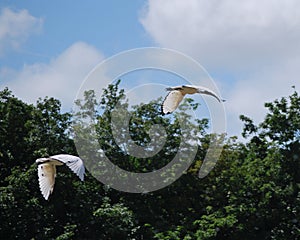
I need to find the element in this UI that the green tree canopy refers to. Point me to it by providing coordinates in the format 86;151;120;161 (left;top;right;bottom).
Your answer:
0;84;299;239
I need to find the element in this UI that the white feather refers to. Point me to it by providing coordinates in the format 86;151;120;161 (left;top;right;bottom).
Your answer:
36;154;85;200
37;163;56;200
161;90;184;115
161;85;224;114
49;154;85;181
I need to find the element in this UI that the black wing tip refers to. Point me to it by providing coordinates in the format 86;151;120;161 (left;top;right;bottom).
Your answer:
160;109;171;115
160;104;172;115
160;106;166;115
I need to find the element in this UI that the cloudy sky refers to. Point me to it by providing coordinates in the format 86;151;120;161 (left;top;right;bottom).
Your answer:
0;0;299;138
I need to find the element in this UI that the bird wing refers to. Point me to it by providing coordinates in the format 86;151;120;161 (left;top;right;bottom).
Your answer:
37;162;56;200
161;90;185;114
49;154;85;181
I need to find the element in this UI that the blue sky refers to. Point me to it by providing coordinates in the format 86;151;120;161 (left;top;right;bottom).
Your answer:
0;0;149;66
1;0;299;138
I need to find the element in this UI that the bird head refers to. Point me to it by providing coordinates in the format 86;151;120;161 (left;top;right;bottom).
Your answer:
197;87;225;103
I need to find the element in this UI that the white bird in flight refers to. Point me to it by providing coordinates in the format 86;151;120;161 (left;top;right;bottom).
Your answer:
161;85;225;115
36;154;85;200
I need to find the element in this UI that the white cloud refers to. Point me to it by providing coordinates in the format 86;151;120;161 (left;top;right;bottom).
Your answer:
140;0;300;137
141;0;300;71
0;8;43;55
1;42;104;111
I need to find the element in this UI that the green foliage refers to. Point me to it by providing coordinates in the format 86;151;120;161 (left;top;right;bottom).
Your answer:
93;197;138;239
241;89;300;146
55;224;77;240
0;84;300;239
193;207;238;240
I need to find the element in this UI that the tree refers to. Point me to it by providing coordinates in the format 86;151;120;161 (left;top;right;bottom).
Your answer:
1;84;299;239
239;89;300;239
0;86;138;239
0;88;34;182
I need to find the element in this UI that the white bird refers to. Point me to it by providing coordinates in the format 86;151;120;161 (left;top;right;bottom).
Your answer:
36;154;85;200
161;85;225;115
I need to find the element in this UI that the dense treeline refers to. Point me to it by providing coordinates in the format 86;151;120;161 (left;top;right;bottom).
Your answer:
0;82;299;239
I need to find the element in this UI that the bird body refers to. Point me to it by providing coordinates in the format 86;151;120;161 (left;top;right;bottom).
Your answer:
36;154;85;200
161;85;224;115
166;85;199;95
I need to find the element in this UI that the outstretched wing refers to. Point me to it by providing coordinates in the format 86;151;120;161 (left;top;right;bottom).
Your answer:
50;154;85;181
161;90;185;115
37;163;56;200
